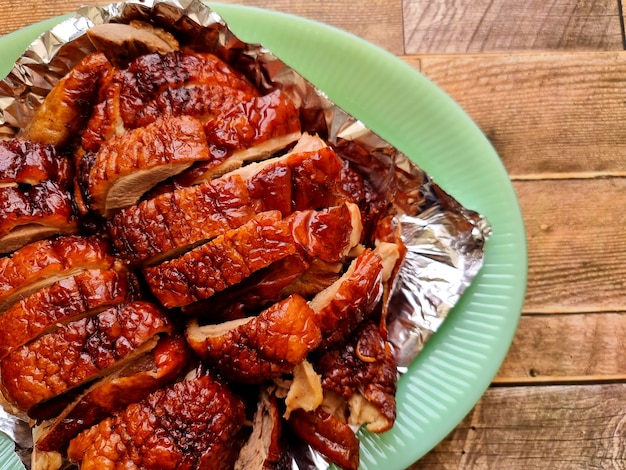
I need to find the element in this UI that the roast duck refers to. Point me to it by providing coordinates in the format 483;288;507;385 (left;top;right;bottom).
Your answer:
0;21;407;470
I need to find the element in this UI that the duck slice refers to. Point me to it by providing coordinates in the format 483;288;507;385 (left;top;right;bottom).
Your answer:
79;115;210;216
0;300;171;413
67;370;246;470
32;335;190;455
0;235;115;313
22;52;113;149
186;294;320;384
0;268;138;360
81;50;260;152
109;137;346;266
315;321;398;434
0;180;78;254
0;139;72;188
144;202;361;309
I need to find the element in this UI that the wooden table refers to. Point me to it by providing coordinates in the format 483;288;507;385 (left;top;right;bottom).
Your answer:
1;0;624;468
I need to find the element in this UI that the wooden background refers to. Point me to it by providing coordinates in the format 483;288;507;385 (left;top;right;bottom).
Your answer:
1;0;625;468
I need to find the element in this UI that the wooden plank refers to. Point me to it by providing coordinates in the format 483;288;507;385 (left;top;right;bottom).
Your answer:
216;0;405;54
412;384;626;469
407;52;626;178
403;0;624;54
0;0;405;55
495;313;626;381
515;178;626;313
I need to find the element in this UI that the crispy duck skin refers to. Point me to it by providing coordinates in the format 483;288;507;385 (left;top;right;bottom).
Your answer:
0;300;171;413
0;180;78;254
186;294;321;383
310;248;384;350
81;50;259;152
0;268;138;360
22;52;112;149
80;115;211;216
109;143;347;266
316;321;397;433
0;139;72;187
67;371;246;470
34;335;190;453
0;235;115;313
145;203;360;309
287;408;360;470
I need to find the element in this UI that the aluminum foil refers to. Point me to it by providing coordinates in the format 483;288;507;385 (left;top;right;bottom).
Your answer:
0;0;490;468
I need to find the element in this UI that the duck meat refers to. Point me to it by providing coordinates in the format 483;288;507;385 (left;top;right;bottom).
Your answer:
0;300;171;413
67;369;246;470
0;138;72;187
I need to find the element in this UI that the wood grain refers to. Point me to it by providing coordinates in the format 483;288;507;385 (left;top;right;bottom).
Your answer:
406;52;626;178
515;178;626;313
495;313;626;381
403;0;624;53
412;384;626;469
0;0;405;55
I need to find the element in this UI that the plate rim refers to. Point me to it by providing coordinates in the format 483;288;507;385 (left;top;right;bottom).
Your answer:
0;4;528;469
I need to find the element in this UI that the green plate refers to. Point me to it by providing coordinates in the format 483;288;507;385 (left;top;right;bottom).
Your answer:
0;4;527;469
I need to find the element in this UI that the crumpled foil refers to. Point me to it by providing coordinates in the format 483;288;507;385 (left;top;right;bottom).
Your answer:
0;0;490;468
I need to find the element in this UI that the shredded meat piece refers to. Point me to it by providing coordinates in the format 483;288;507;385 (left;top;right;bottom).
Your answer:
34;335;190;453
0;268;137;360
145;203;360;308
0;301;171;413
79;115;210;216
186;294;321;383
315;321;398;433
0;139;72;187
23;52;113;149
67;371;246;470
0;235;115;313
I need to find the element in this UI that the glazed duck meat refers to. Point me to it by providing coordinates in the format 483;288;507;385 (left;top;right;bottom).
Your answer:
186;294;321;383
78;115;211;216
0;268;138;360
109;137;349;266
67;369;246;470
0;16;413;470
33;335;190;456
0;235;115;313
145;202;362;309
0;300;171;413
0;138;77;253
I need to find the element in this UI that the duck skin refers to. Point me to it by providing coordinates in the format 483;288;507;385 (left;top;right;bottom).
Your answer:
144;202;362;309
186;294;321;384
0;235;115;313
0;300;171;413
67;370;246;470
33;335;190;455
0;268;138;360
109;141;347;266
78;115;211;216
0;138;72;187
